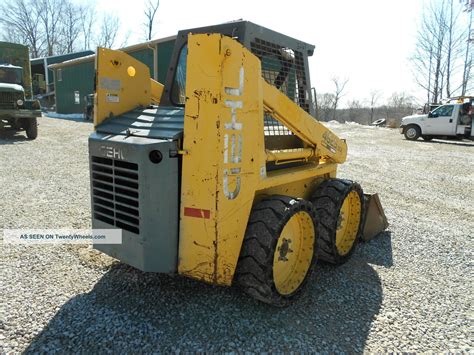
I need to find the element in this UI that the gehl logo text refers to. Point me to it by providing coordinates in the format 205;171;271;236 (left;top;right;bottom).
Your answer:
100;145;124;160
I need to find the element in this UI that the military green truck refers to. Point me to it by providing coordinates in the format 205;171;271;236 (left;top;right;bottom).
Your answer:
0;42;41;139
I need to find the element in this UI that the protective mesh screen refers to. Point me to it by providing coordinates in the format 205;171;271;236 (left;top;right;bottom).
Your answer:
250;38;308;138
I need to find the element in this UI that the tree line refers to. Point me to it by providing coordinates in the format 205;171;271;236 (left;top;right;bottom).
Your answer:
0;0;159;58
314;80;416;126
314;0;471;125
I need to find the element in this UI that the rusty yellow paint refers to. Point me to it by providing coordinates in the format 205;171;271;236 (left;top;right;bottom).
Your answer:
150;79;164;105
336;190;362;255
94;47;164;126
265;148;315;163
257;175;329;202
178;34;265;285
178;34;349;286
273;210;315;295
257;162;337;191
92;35;350;288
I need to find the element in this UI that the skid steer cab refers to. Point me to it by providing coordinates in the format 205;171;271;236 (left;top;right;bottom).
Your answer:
89;21;382;306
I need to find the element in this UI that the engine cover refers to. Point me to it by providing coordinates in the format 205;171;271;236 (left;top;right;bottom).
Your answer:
89;132;179;273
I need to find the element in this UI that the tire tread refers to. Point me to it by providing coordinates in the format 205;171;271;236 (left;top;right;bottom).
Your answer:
235;195;316;306
311;179;365;264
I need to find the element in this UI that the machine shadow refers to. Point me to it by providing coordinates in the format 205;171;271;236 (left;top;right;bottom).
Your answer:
24;233;392;353
422;139;474;147
0;128;29;144
43;114;92;124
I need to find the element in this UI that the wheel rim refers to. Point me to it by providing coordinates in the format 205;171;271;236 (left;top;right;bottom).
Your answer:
336;190;362;255
273;211;315;295
406;127;417;139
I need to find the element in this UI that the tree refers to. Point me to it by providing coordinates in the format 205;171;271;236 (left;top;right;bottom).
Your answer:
35;0;66;56
96;13;120;48
461;2;473;95
411;0;469;103
368;90;381;123
315;93;335;122
79;2;96;51
347;99;364;123
144;0;160;41
331;77;349;121
59;1;83;54
0;0;132;55
0;0;43;57
387;92;416;109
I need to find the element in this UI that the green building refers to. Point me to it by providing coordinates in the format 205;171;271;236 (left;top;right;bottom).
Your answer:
49;36;175;114
31;50;94;96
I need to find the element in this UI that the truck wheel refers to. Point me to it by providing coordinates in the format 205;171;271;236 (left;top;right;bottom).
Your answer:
12;119;22;130
25;118;38;139
404;125;420;140
311;179;364;265
235;195;316;307
422;135;433;141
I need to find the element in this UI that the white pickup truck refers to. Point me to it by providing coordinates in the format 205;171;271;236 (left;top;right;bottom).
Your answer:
400;97;473;141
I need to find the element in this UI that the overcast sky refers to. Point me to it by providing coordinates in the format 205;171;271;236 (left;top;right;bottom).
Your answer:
93;0;468;106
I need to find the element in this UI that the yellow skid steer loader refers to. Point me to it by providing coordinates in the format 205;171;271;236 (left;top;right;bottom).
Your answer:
89;21;387;306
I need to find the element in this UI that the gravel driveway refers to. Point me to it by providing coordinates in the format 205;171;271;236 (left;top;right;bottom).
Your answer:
1;116;472;353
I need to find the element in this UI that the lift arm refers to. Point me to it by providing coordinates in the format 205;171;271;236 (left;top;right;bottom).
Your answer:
263;81;347;164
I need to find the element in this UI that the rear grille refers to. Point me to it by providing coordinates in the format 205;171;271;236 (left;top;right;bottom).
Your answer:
91;156;140;234
0;92;22;109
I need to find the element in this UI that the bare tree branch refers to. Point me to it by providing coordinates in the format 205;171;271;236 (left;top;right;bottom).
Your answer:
80;2;96;51
58;1;83;54
411;0;469;103
315;93;335;122
331;76;349;121
368;90;382;123
35;0;66;56
96;13;120;48
0;0;43;57
144;0;159;41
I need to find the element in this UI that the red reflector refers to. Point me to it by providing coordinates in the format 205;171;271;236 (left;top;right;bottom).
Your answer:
184;207;211;219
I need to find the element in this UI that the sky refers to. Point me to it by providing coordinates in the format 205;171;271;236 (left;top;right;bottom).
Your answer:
92;0;467;107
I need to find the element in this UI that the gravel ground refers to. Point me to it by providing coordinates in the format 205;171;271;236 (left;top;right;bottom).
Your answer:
1;116;473;353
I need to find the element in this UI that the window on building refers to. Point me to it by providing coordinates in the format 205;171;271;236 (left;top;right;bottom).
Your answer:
57;69;62;82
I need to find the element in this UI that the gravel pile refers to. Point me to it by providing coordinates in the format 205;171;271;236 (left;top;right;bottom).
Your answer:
1;116;472;353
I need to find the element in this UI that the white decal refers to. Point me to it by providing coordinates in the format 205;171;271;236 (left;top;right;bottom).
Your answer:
223;67;244;200
106;93;120;103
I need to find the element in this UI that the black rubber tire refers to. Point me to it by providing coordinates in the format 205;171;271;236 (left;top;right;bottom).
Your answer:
311;179;365;265
25;117;38;139
235;195;317;307
372;118;386;126
422;135;433;141
404;125;420;140
12;119;22;130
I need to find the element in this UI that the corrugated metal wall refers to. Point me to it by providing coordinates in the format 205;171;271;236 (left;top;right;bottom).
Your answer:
54;39;175;114
157;40;175;84
54;61;95;114
31;50;93;95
